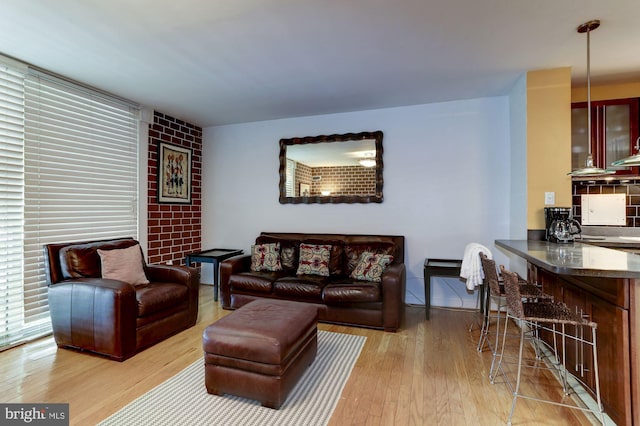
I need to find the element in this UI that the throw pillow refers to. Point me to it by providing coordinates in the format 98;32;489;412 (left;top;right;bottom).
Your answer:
250;243;282;272
350;251;394;282
255;235;300;271
296;243;331;277
303;238;344;276
344;241;396;276
97;244;150;286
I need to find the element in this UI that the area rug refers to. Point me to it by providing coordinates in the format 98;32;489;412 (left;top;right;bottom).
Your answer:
99;330;366;426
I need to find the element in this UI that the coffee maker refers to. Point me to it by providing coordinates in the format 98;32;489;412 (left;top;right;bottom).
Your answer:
544;207;581;243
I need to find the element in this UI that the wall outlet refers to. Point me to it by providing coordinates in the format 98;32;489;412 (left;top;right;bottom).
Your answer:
544;192;555;205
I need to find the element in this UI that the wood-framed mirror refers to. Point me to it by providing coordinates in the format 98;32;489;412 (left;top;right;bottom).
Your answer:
279;131;383;204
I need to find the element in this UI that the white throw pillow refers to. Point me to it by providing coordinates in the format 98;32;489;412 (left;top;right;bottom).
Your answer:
98;244;150;286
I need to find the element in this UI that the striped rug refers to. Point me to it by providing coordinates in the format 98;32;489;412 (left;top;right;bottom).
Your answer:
99;330;366;426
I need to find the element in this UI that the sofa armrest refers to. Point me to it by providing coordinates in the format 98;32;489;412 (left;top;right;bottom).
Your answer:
220;255;251;308
380;263;406;332
48;278;138;361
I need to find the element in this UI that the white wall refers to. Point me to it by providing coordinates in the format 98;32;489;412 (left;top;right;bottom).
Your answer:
202;96;512;307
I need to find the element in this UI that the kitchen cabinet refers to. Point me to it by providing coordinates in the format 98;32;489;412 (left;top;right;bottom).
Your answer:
571;97;639;174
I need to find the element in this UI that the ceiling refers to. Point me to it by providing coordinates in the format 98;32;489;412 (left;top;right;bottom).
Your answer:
287;138;376;167
1;0;639;128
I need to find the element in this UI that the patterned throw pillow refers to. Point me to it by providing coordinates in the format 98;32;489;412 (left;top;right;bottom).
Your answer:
296;243;331;277
250;243;282;272
350;251;394;282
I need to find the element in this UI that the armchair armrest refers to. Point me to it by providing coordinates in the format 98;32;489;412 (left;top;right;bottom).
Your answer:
220;255;251;308
48;278;137;361
145;264;200;325
380;263;406;332
146;264;199;290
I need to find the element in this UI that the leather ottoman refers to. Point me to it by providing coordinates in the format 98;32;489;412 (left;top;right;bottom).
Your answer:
202;299;318;409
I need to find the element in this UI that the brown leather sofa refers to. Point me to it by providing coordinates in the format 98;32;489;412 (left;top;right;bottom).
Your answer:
44;238;200;361
220;232;405;331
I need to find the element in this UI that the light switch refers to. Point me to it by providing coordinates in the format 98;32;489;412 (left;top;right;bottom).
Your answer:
544;192;555;205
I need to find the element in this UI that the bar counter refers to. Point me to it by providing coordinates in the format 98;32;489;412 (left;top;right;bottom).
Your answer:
495;239;640;426
495;239;640;278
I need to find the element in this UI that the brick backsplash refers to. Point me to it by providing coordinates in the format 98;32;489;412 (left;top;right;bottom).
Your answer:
147;111;202;264
572;179;640;227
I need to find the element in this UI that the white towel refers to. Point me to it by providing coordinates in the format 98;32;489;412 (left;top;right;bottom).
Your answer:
460;243;493;291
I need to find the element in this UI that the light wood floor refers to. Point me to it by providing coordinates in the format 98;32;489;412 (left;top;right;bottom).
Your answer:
0;285;598;425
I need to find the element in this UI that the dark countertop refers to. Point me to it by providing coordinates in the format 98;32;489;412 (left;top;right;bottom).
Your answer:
495;239;640;278
576;234;640;248
577;225;640;248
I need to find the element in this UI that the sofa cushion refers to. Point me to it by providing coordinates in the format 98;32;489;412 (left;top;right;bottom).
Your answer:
97;244;149;286
229;272;280;294
273;275;328;302
303;238;344;276
256;235;300;271
322;282;381;304
344;241;396;276
136;283;188;317
250;243;282;272
59;238;140;279
350;251;394;282
296;243;331;277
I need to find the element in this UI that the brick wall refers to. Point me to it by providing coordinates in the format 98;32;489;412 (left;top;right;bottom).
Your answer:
573;178;640;226
292;161;375;196
294;163;313;196
147;111;202;264
311;166;376;196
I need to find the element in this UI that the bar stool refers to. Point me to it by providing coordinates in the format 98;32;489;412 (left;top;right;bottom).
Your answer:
497;266;605;425
476;253;552;381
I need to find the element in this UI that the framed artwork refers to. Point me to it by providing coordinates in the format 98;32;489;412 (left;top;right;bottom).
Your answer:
158;142;192;204
299;183;310;197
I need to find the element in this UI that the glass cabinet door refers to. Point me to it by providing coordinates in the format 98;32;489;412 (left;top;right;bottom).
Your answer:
604;103;633;171
571;107;589;171
571;98;639;174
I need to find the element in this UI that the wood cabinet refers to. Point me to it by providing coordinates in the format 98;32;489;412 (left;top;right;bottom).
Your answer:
571;97;639;174
532;266;632;425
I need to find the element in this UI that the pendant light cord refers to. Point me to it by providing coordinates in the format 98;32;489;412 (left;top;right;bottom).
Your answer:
587;26;592;161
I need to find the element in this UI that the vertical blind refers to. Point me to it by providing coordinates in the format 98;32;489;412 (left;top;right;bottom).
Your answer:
0;60;140;351
286;159;295;196
0;62;26;350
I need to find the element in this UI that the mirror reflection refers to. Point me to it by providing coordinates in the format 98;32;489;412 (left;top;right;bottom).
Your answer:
279;131;383;204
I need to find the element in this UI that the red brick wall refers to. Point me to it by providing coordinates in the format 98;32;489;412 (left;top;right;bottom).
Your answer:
292;161;375;196
311;166;376;196
294;163;313;196
147;111;202;265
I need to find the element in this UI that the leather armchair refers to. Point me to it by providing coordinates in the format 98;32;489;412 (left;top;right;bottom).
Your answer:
44;238;199;361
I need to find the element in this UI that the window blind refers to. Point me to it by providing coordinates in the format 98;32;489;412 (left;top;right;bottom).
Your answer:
2;70;139;350
286;159;295;196
0;62;26;349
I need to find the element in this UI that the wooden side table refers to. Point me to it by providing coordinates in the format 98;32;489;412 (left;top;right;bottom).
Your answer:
185;248;243;302
423;258;463;320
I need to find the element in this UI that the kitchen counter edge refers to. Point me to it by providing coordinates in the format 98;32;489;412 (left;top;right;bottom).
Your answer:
495;239;640;279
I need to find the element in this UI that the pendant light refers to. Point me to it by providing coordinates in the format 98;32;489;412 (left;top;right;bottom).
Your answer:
358;153;376;167
568;20;615;177
611;137;640;166
358;158;376;168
